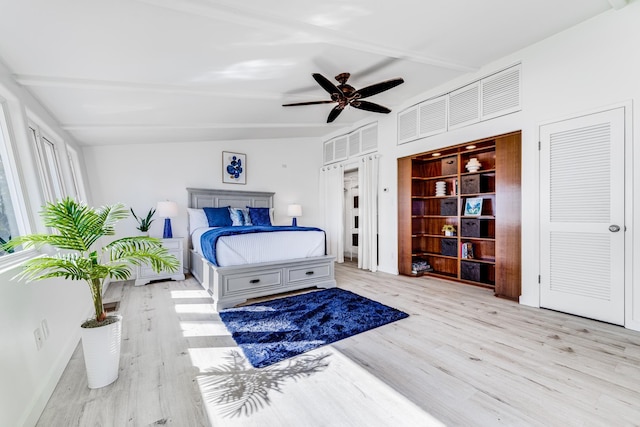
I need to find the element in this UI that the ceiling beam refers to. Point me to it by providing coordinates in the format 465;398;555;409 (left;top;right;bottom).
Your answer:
61;123;342;130
14;75;283;100
137;0;478;73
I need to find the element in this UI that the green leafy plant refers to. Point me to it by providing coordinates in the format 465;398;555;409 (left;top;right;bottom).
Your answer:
130;207;155;232
3;198;179;326
441;224;456;233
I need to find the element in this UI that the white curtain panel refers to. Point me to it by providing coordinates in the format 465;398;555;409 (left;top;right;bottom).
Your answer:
319;165;344;263
358;155;379;272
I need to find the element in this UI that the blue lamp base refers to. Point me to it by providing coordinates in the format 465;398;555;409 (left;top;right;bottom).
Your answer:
291;217;297;227
163;218;173;238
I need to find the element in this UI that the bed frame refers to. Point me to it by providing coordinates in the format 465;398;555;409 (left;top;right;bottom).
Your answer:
187;188;336;311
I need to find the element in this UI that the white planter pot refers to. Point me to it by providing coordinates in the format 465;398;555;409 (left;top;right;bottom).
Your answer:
80;315;122;389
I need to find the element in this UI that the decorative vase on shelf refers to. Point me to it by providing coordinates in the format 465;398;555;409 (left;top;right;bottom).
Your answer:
445;230;454;236
465;158;482;172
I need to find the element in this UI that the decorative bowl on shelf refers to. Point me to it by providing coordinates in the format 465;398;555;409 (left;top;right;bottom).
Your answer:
465;158;482;172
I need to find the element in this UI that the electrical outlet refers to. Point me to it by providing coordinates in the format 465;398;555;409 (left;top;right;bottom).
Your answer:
41;319;49;340
34;328;43;350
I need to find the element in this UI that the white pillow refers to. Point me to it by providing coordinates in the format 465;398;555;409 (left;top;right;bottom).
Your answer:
187;208;208;233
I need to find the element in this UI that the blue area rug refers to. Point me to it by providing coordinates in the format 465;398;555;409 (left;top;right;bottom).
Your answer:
219;288;409;368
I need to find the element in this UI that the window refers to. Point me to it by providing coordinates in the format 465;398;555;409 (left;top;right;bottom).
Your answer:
0;102;26;256
66;145;86;202
30;124;65;202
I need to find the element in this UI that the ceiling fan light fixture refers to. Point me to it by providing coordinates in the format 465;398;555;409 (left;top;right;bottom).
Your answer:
282;72;404;123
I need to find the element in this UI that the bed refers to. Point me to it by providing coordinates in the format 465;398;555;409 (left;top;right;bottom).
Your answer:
187;188;336;311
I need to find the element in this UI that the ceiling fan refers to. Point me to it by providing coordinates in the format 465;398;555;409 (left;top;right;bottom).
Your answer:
282;72;404;123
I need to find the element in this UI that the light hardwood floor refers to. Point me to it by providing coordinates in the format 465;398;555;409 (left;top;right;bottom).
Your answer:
36;262;640;426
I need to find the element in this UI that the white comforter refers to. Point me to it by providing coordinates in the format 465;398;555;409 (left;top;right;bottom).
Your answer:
191;227;326;267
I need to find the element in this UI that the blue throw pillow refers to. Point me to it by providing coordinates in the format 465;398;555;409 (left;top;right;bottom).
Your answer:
203;206;232;227
228;208;244;226
248;207;271;226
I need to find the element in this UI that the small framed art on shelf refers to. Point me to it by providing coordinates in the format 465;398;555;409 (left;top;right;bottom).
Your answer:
222;151;246;184
464;197;483;216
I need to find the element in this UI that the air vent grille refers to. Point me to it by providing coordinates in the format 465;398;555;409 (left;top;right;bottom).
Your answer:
348;132;361;157
334;136;348;161
396;64;521;142
360;124;378;153
322;123;378;164
419;96;447;137
449;82;480;128
398;106;418;143
324;140;334;164
482;66;521;119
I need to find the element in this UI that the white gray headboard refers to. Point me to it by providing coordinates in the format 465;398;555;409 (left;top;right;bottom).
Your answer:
187;188;274;209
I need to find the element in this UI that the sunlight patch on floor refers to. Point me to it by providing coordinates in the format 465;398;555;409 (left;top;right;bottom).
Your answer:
180;320;229;337
174;303;217;314
170;289;210;299
188;346;237;371
192;345;445;427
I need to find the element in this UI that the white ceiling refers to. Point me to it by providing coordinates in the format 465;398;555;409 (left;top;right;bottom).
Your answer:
0;0;622;146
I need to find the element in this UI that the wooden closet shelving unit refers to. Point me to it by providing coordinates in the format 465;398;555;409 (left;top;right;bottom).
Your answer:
397;131;521;300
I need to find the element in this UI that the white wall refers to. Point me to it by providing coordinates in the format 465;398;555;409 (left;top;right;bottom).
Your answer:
83;138;324;268
376;3;640;329
0;268;91;427
0;61;93;426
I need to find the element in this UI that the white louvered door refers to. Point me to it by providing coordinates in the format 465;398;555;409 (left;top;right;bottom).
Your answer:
540;108;625;325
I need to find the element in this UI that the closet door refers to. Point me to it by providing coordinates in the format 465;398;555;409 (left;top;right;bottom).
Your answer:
539;108;625;325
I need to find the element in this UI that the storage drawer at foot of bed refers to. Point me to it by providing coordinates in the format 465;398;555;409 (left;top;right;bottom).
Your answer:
287;263;332;283
224;270;282;294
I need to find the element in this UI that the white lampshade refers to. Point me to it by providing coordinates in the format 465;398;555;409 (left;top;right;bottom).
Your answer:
156;201;178;218
287;204;302;217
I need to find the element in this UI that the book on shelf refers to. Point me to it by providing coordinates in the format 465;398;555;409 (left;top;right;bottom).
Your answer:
461;242;474;259
411;258;432;274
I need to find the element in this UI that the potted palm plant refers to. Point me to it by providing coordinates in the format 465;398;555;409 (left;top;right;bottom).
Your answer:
130;207;155;235
3;198;179;388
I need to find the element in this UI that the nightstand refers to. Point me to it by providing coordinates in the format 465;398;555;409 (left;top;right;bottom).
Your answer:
134;237;185;286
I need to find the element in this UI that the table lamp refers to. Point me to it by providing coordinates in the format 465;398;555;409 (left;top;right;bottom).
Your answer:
156;201;178;238
287;204;302;226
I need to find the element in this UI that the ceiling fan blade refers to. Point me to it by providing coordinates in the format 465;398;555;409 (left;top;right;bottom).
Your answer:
282;100;335;107
355;78;404;99
350;100;391;114
313;73;342;97
327;105;345;123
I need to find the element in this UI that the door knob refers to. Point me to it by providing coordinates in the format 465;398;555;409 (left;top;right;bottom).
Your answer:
609;225;621;232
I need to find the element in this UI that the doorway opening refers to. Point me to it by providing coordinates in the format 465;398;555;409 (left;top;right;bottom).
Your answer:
344;170;359;262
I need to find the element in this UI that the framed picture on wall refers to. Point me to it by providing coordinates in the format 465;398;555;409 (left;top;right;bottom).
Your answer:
222;152;246;184
464;197;483;216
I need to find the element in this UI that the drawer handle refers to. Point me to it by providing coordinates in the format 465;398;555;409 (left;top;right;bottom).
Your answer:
249;279;260;284
305;271;314;275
